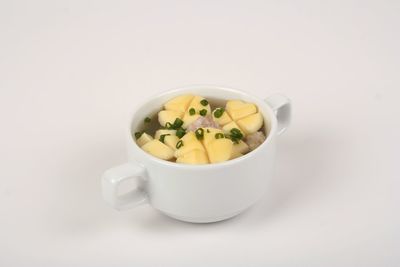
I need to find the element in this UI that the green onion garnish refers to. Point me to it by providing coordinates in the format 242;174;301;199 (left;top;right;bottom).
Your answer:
189;108;195;116
195;128;204;140
199;109;207;116
200;99;208;106
206;129;210;133
144;117;151;123
134;132;143;139
165;122;173;129
229;128;244;144
176;128;186;138
173;118;184;129
215;133;224;139
176;140;184;149
230;128;243;138
159;134;170;143
213;108;224;118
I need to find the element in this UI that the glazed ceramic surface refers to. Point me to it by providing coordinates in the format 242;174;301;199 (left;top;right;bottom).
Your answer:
102;86;291;223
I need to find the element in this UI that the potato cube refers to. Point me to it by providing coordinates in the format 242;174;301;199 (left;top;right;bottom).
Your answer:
163;135;180;150
222;121;245;137
205;138;233;163
155;129;177;139
158;110;183;127
212;109;232;126
174;132;205;158
141;140;175;160
232;140;250;155
237;113;263;135
182;112;201;128
226;102;257;120
202;127;224;146
230;150;243;159
136;132;153;147
187;96;211;115
176;149;209;164
164;95;194;113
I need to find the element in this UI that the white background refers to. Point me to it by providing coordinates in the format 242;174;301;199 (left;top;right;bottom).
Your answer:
1;1;399;266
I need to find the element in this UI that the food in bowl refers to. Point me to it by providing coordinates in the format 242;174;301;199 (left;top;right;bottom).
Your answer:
134;95;266;164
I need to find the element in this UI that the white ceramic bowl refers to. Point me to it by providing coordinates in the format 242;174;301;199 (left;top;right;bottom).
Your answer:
102;85;291;223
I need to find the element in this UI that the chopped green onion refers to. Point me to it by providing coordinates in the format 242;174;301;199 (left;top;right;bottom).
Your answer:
199;109;207;116
206;129;210;133
229;128;243;144
159;134;170;143
200;99;208;106
165;122;173;129
134;131;143;139
213;108;224;118
144;117;151;123
189;108;195;116
230;128;243;139
173;118;183;129
176;128;186;138
176;140;184;149
195;128;204;140
215;133;224;139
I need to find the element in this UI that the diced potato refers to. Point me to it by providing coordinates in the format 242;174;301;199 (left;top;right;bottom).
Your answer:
182;112;201;128
230;150;243;159
155;129;177;139
222;121;245;136
163;135;180;150
158;110;183;127
226;100;245;112
187;96;211;115
212;109;232;126
136;132;153;147
164;95;194;113
174;132;205;158
176;149;209;164
205;138;233;163
237;113;263;135
141;140;175;160
202;127;224;146
232;140;250;155
226;102;257;120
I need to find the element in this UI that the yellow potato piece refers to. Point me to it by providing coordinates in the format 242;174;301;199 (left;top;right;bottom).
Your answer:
205;138;233;163
158;110;183;127
176;149;209;164
212;109;232;126
230;150;243;159
155;129;176;139
182;112;201;128
222;121;245;136
232;140;250;155
139;95;264;165
202;127;224;146
227;103;257;120
226;100;245;112
163;135;180;150
136;132;153;147
141;140;174;160
174;132;205;158
237;112;263;135
187;96;211;115
164;95;194;113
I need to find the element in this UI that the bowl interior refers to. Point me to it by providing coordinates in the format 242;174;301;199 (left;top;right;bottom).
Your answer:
129;86;276;148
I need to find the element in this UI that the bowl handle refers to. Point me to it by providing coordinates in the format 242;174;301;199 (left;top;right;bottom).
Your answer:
101;162;148;210
265;94;291;135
